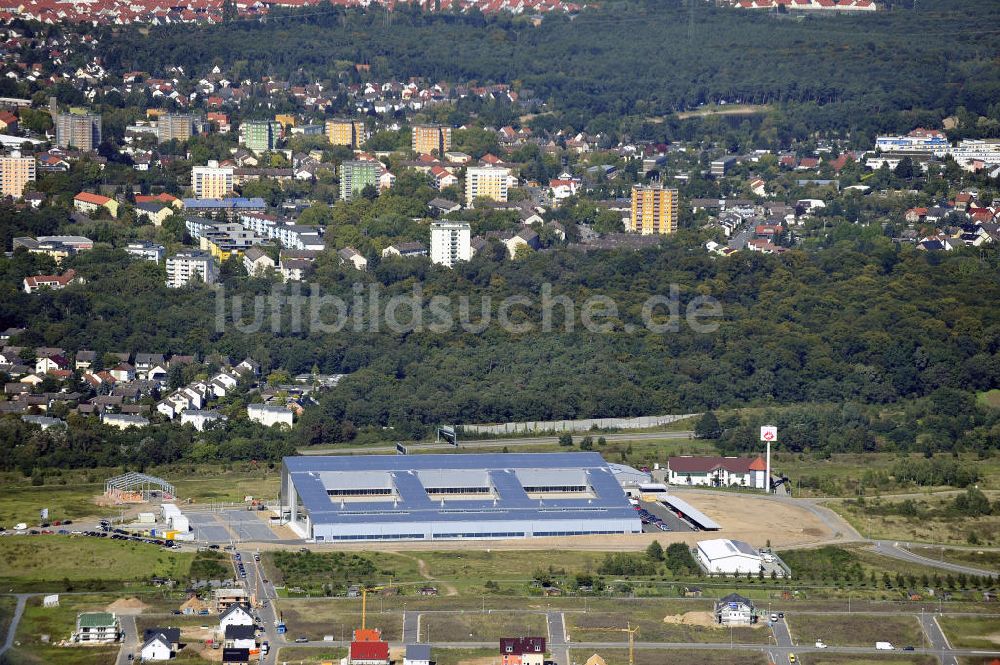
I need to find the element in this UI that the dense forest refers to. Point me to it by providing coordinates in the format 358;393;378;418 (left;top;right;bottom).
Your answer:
3;1;1000;472
3;221;1000;455
92;0;1000;141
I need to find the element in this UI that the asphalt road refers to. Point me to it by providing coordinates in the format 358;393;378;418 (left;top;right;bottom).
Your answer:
300;431;694;455
115;614;138;665
546;611;569;665
269;637;1000;660
873;540;998;577
0;593;28;657
919;611;958;665
235;547;282;664
402;610;419;643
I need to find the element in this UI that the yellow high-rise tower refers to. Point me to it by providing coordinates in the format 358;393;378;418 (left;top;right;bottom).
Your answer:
629;184;678;235
326;119;366;148
411;124;451;156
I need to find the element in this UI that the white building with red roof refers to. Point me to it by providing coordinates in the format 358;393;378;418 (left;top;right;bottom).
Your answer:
23;269;81;293
667;455;768;490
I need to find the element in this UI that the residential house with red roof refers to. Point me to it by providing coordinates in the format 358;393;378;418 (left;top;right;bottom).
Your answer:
23;269;81;293
348;628;389;665
74;191;118;217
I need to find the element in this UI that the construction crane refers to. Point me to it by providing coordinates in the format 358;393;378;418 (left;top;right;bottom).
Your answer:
360;585;386;631
577;623;640;665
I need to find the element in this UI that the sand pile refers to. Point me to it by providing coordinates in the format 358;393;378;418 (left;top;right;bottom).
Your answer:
662;611;722;628
106;597;148;614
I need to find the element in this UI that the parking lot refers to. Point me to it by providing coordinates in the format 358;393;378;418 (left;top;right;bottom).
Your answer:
223;510;279;541
637;500;694;533
186;511;232;542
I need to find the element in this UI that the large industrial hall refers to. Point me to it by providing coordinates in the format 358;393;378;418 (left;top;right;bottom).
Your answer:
280;452;643;542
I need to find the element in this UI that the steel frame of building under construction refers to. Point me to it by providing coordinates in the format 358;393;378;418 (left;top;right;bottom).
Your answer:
280;452;642;542
104;472;175;501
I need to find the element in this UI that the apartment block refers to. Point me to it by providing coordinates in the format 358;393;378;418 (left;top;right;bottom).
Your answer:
157;114;194;144
465;165;510;207
430;221;471;268
55;113;101;151
241;121;282;153
124;241;166;263
326;119;366;148
0;153;36;199
629;184;679;235
339;160;380;201
165;251;218;288
412;124;452;156
192;161;235;199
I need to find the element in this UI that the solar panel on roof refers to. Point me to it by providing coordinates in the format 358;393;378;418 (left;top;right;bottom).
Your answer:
285;452;641;531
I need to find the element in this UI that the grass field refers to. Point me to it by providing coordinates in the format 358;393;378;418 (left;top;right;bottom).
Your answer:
269;549;641;596
977;389;1000;410
796;656;936;665
676;103;771;119
0;595;16;646
829;494;1000;547
0;463;280;525
0;482;106;526
567;609;770;645
0;537;193;586
420;612;546;642
777;452;1000;497
277;602;403;642
568;648;769;665
273;646;346;664
3;646;120;665
786;614;925;648
6;594;122;665
938;616;1000;648
429;648;499;665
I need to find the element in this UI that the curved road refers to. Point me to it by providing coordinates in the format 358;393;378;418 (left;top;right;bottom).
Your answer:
873;540;998;577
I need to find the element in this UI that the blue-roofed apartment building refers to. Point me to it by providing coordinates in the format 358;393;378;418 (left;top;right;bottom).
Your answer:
279;452;642;542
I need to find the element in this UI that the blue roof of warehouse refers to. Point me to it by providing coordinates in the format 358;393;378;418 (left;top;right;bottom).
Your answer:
284;452;637;524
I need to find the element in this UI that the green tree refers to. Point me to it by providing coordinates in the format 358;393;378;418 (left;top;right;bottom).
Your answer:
694;411;721;439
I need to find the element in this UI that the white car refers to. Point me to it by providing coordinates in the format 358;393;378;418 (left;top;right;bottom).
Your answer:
815;640;827;649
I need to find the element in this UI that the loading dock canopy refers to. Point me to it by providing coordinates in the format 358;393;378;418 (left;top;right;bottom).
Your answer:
661;494;721;530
